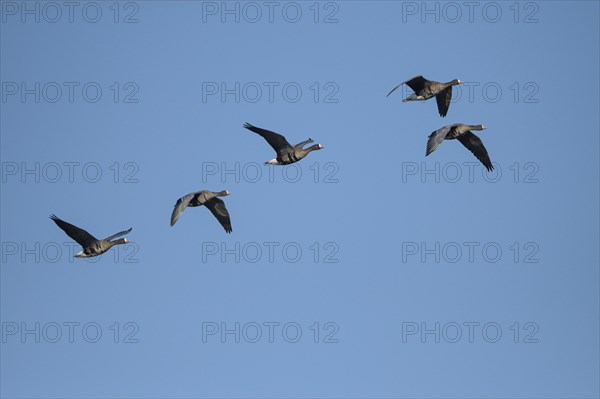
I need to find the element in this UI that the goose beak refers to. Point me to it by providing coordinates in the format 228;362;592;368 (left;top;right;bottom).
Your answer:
481;125;487;130
319;144;325;149
124;238;128;243
457;79;463;84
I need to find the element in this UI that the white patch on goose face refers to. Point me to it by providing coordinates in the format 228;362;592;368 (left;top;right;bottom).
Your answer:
265;158;280;165
124;238;128;243
75;250;86;258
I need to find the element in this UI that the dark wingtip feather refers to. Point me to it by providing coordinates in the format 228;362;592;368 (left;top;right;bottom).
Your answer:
386;83;402;97
438;105;448;117
243;122;254;130
425;143;436;156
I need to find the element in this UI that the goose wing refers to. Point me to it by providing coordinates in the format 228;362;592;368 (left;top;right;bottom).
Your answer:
426;125;455;156
457;132;494;171
435;86;452;117
204;197;232;233
50;215;97;247
104;228;132;241
387;75;428;97
244;123;293;154
170;193;195;226
294;138;314;148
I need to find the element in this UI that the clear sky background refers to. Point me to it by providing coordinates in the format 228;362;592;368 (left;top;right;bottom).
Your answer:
1;1;599;398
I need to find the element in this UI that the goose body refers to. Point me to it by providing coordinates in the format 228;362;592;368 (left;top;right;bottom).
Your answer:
426;123;493;171
387;75;462;117
244;123;324;165
50;215;131;258
170;190;232;233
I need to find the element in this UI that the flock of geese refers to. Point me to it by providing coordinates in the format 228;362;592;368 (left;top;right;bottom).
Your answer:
387;76;493;172
50;75;494;258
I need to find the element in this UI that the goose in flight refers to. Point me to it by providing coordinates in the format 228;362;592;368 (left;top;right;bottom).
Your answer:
170;190;232;233
387;75;462;117
426;123;493;171
244;123;324;165
49;214;131;258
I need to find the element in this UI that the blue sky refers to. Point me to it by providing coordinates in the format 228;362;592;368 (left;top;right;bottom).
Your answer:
1;1;599;398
